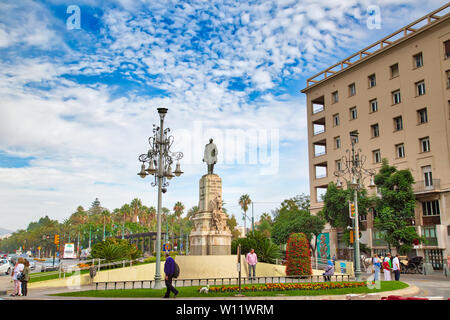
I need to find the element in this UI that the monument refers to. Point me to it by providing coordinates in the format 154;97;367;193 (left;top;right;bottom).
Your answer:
189;139;232;255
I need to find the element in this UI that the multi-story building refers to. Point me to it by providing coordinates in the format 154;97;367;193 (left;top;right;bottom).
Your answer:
301;4;450;270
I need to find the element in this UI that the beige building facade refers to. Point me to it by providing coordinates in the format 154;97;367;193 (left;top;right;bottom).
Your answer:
301;4;450;269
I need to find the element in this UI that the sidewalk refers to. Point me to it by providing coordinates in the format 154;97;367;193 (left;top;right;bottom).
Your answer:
1;281;420;300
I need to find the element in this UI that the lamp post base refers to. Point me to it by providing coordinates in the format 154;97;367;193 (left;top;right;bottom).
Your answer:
153;276;163;289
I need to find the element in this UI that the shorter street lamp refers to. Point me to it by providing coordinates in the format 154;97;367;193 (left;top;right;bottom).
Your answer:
333;131;376;282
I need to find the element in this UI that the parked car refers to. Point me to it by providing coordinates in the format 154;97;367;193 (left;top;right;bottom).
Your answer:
0;259;12;275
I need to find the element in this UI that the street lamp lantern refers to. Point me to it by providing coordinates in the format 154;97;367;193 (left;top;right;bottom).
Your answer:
174;161;183;177
138;107;183;289
138;163;148;178
145;160;157;175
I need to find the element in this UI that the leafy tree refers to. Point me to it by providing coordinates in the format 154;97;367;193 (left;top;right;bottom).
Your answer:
256;216;272;238
320;182;372;245
373;159;419;254
271;200;325;258
226;214;241;240
89;198;103;216
231;230;281;263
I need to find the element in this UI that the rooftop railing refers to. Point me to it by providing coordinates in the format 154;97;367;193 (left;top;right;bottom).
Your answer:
303;3;450;90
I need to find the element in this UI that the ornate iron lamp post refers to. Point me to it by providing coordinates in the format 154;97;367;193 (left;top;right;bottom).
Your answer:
137;107;183;289
333;131;375;282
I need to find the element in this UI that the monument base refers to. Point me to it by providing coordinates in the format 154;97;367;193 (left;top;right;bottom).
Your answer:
189;173;232;256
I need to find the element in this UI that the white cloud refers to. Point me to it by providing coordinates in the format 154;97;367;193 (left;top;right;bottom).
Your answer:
0;0;446;229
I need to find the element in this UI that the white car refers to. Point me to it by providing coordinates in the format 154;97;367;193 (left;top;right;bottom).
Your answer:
0;259;12;275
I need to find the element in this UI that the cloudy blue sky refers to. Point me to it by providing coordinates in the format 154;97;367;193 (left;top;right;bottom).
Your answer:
0;0;446;231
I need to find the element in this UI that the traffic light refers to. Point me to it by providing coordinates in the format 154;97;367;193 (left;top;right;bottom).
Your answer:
349;230;354;244
349;202;356;219
54;234;60;245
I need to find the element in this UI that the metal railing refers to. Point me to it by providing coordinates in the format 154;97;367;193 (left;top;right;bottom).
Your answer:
413;179;440;193
94;274;352;290
30;258;138;280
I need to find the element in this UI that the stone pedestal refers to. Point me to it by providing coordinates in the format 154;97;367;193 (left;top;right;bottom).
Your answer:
189;174;232;255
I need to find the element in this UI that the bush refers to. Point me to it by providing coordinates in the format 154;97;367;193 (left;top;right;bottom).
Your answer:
231;231;281;263
285;233;312;276
89;238;141;263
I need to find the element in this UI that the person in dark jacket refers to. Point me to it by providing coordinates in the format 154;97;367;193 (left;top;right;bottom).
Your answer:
163;251;178;298
21;259;30;296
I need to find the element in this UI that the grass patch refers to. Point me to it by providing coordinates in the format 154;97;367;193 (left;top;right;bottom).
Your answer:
29;269;90;283
52;281;409;298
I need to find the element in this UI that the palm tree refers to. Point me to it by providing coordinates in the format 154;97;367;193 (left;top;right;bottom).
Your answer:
186;206;199;220
239;194;252;237
130;198;143;223
173;201;185;221
100;209;111;241
119;204;131;238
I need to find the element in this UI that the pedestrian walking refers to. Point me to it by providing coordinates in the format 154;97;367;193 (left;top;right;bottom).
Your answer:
20;259;30;296
383;254;392;281
373;254;381;281
322;260;334;281
11;257;25;296
163;251;178;298
392;254;401;281
246;248;258;280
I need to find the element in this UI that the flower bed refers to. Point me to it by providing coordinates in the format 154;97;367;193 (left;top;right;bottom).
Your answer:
200;282;367;293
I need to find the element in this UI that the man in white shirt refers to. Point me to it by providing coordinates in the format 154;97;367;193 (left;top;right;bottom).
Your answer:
392;254;401;281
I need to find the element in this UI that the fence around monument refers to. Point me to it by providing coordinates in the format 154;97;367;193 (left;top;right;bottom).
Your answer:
93;274;352;290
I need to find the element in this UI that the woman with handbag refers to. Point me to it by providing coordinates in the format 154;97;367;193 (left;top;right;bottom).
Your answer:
10;257;25;296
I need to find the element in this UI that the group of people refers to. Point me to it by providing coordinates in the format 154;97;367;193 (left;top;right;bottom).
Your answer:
372;253;401;281
10;257;31;297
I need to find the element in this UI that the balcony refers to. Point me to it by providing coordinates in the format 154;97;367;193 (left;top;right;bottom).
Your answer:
413;179;440;194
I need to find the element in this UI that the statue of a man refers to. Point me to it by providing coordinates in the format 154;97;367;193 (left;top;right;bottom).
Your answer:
203;138;218;174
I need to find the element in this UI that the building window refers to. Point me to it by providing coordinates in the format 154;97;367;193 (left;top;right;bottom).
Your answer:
350;130;358;143
335;160;342;172
416;80;426;96
422;226;438;246
368;74;376;88
390;63;399;78
348;83;356;96
423;166;433;187
417;108;428;124
332;91;339;103
373;149;381;163
396;143;405;158
370;99;378;113
392;90;401;104
393;116;403;131
371;123;379;138
333;113;340;126
422;200;440;216
445;40;450;59
334;136;341;149
446;70;450;88
350;106;357;120
420;137;430;152
413;52;423;68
